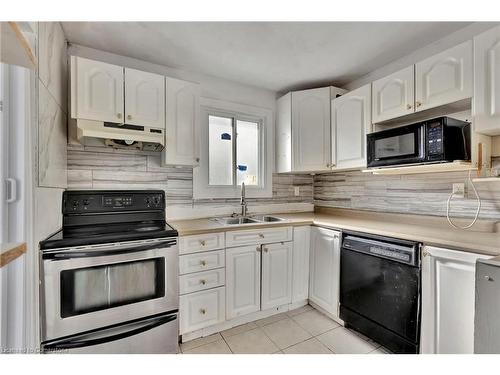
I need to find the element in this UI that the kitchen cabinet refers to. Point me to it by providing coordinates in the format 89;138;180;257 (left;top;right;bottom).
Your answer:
309;227;341;318
372;66;415;123
179;287;225;334
124;68;165;129
473;25;500;136
71;56;124;123
226;245;261;319
291;226;310;304
261;242;293;310
421;245;491;354
276;86;346;173
331;84;371;170
162;77;201;166
415;41;473;112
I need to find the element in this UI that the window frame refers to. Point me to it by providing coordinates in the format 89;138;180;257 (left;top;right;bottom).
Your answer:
193;97;273;199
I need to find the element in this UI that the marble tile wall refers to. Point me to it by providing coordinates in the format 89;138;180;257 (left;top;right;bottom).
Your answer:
67;145;314;217
37;22;67;188
314;162;500;220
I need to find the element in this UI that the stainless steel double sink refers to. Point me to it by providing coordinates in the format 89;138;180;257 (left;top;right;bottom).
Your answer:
212;215;286;225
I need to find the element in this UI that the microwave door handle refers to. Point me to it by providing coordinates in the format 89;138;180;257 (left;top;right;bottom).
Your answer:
42;313;177;351
43;239;177;260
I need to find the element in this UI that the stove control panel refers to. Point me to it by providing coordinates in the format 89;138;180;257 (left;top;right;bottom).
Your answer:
63;190;165;214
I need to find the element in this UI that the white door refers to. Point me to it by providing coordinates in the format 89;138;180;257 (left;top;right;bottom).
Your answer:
415;41;473;112
124;68;165;128
226;245;261;319
291;87;331;171
309;227;341;317
163;77;200;166
71;56;124;123
474;26;500;136
332;84;371;170
261;242;293;310
291;226;310;303
421;246;491;354
372;65;415;123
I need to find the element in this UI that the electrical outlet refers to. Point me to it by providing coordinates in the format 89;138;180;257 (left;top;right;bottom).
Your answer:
452;183;466;198
293;186;300;196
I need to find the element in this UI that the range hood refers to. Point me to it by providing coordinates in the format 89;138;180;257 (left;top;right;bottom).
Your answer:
76;119;165;151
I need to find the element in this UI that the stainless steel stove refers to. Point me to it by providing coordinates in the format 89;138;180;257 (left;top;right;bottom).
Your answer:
39;190;179;354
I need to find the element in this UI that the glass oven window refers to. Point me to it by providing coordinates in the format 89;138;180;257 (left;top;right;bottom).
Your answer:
374;133;415;160
60;258;165;318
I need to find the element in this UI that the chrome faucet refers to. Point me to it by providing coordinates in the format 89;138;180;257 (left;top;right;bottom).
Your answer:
240;182;248;217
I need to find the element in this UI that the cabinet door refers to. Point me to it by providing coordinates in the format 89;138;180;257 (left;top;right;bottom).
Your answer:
332;84;371;170
415;41;473;112
474;26;500;136
163;77;200;165
124;68;165;128
72;56;124;123
372;65;415;123
226;245;261;319
276;93;292;173
309;227;341;317
292;87;331;171
291;226;310;303
421;246;491;354
261;242;293;310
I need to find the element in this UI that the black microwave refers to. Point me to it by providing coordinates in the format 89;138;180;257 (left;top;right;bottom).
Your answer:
367;117;471;168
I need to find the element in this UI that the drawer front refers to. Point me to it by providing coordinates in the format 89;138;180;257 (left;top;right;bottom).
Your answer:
225;226;292;247
179;250;225;275
179;232;225;255
180;287;225;334
179;268;225;295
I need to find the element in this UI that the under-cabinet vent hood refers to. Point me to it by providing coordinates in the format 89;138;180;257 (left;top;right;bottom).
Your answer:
76;119;165;152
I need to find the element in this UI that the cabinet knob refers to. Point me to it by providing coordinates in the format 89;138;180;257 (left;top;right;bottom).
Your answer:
258;233;265;239
256;246;262;252
484;275;494;282
200;279;207;285
117;113;122;119
127;114;132;120
195;157;200;163
263;247;268;253
406;104;412;110
416;101;422;108
200;260;207;266
200;240;206;246
200;308;206;315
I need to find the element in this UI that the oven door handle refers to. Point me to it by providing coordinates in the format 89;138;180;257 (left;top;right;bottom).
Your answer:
43;239;177;260
42;313;177;351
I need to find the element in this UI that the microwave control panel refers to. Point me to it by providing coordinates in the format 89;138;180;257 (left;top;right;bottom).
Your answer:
426;123;443;156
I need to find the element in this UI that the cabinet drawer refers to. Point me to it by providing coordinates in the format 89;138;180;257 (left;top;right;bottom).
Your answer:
179;268;225;295
179;232;225;255
179;250;225;275
225;226;292;247
180;287;225;334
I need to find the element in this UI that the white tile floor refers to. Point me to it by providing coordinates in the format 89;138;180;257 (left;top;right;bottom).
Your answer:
180;305;392;354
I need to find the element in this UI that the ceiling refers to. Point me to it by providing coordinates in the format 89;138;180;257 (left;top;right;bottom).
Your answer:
61;22;471;92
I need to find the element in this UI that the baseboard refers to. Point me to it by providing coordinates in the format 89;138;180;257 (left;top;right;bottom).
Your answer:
308;300;344;326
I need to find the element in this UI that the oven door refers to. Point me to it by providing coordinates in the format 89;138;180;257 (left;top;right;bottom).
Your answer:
41;238;178;341
367;123;426;168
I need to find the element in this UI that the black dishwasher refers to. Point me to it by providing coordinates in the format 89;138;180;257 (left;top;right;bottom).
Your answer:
339;231;421;354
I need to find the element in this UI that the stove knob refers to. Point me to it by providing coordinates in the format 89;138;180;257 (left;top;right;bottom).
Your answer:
83;199;90;206
153;196;161;206
145;197;151;206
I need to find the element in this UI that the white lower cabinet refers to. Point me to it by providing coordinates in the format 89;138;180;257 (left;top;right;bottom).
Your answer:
421;246;492;354
291;226;310;303
261;242;293;310
226;245;262;319
179;287;225;334
309;227;341;318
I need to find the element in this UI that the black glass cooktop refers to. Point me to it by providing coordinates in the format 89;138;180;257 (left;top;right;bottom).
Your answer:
40;221;178;250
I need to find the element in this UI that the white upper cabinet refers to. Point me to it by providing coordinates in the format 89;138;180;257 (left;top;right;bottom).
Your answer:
309;227;341;318
372;65;415;123
415;41;473;112
276;92;292;173
421;246;491;354
163;77;201;166
124;68;165;128
474;26;500;136
261;242;293;310
331;84;371;170
71;56;124;123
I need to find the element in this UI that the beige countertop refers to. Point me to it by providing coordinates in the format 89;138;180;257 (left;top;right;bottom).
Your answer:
171;208;500;256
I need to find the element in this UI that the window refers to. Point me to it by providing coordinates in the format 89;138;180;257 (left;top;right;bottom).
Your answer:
194;98;273;199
